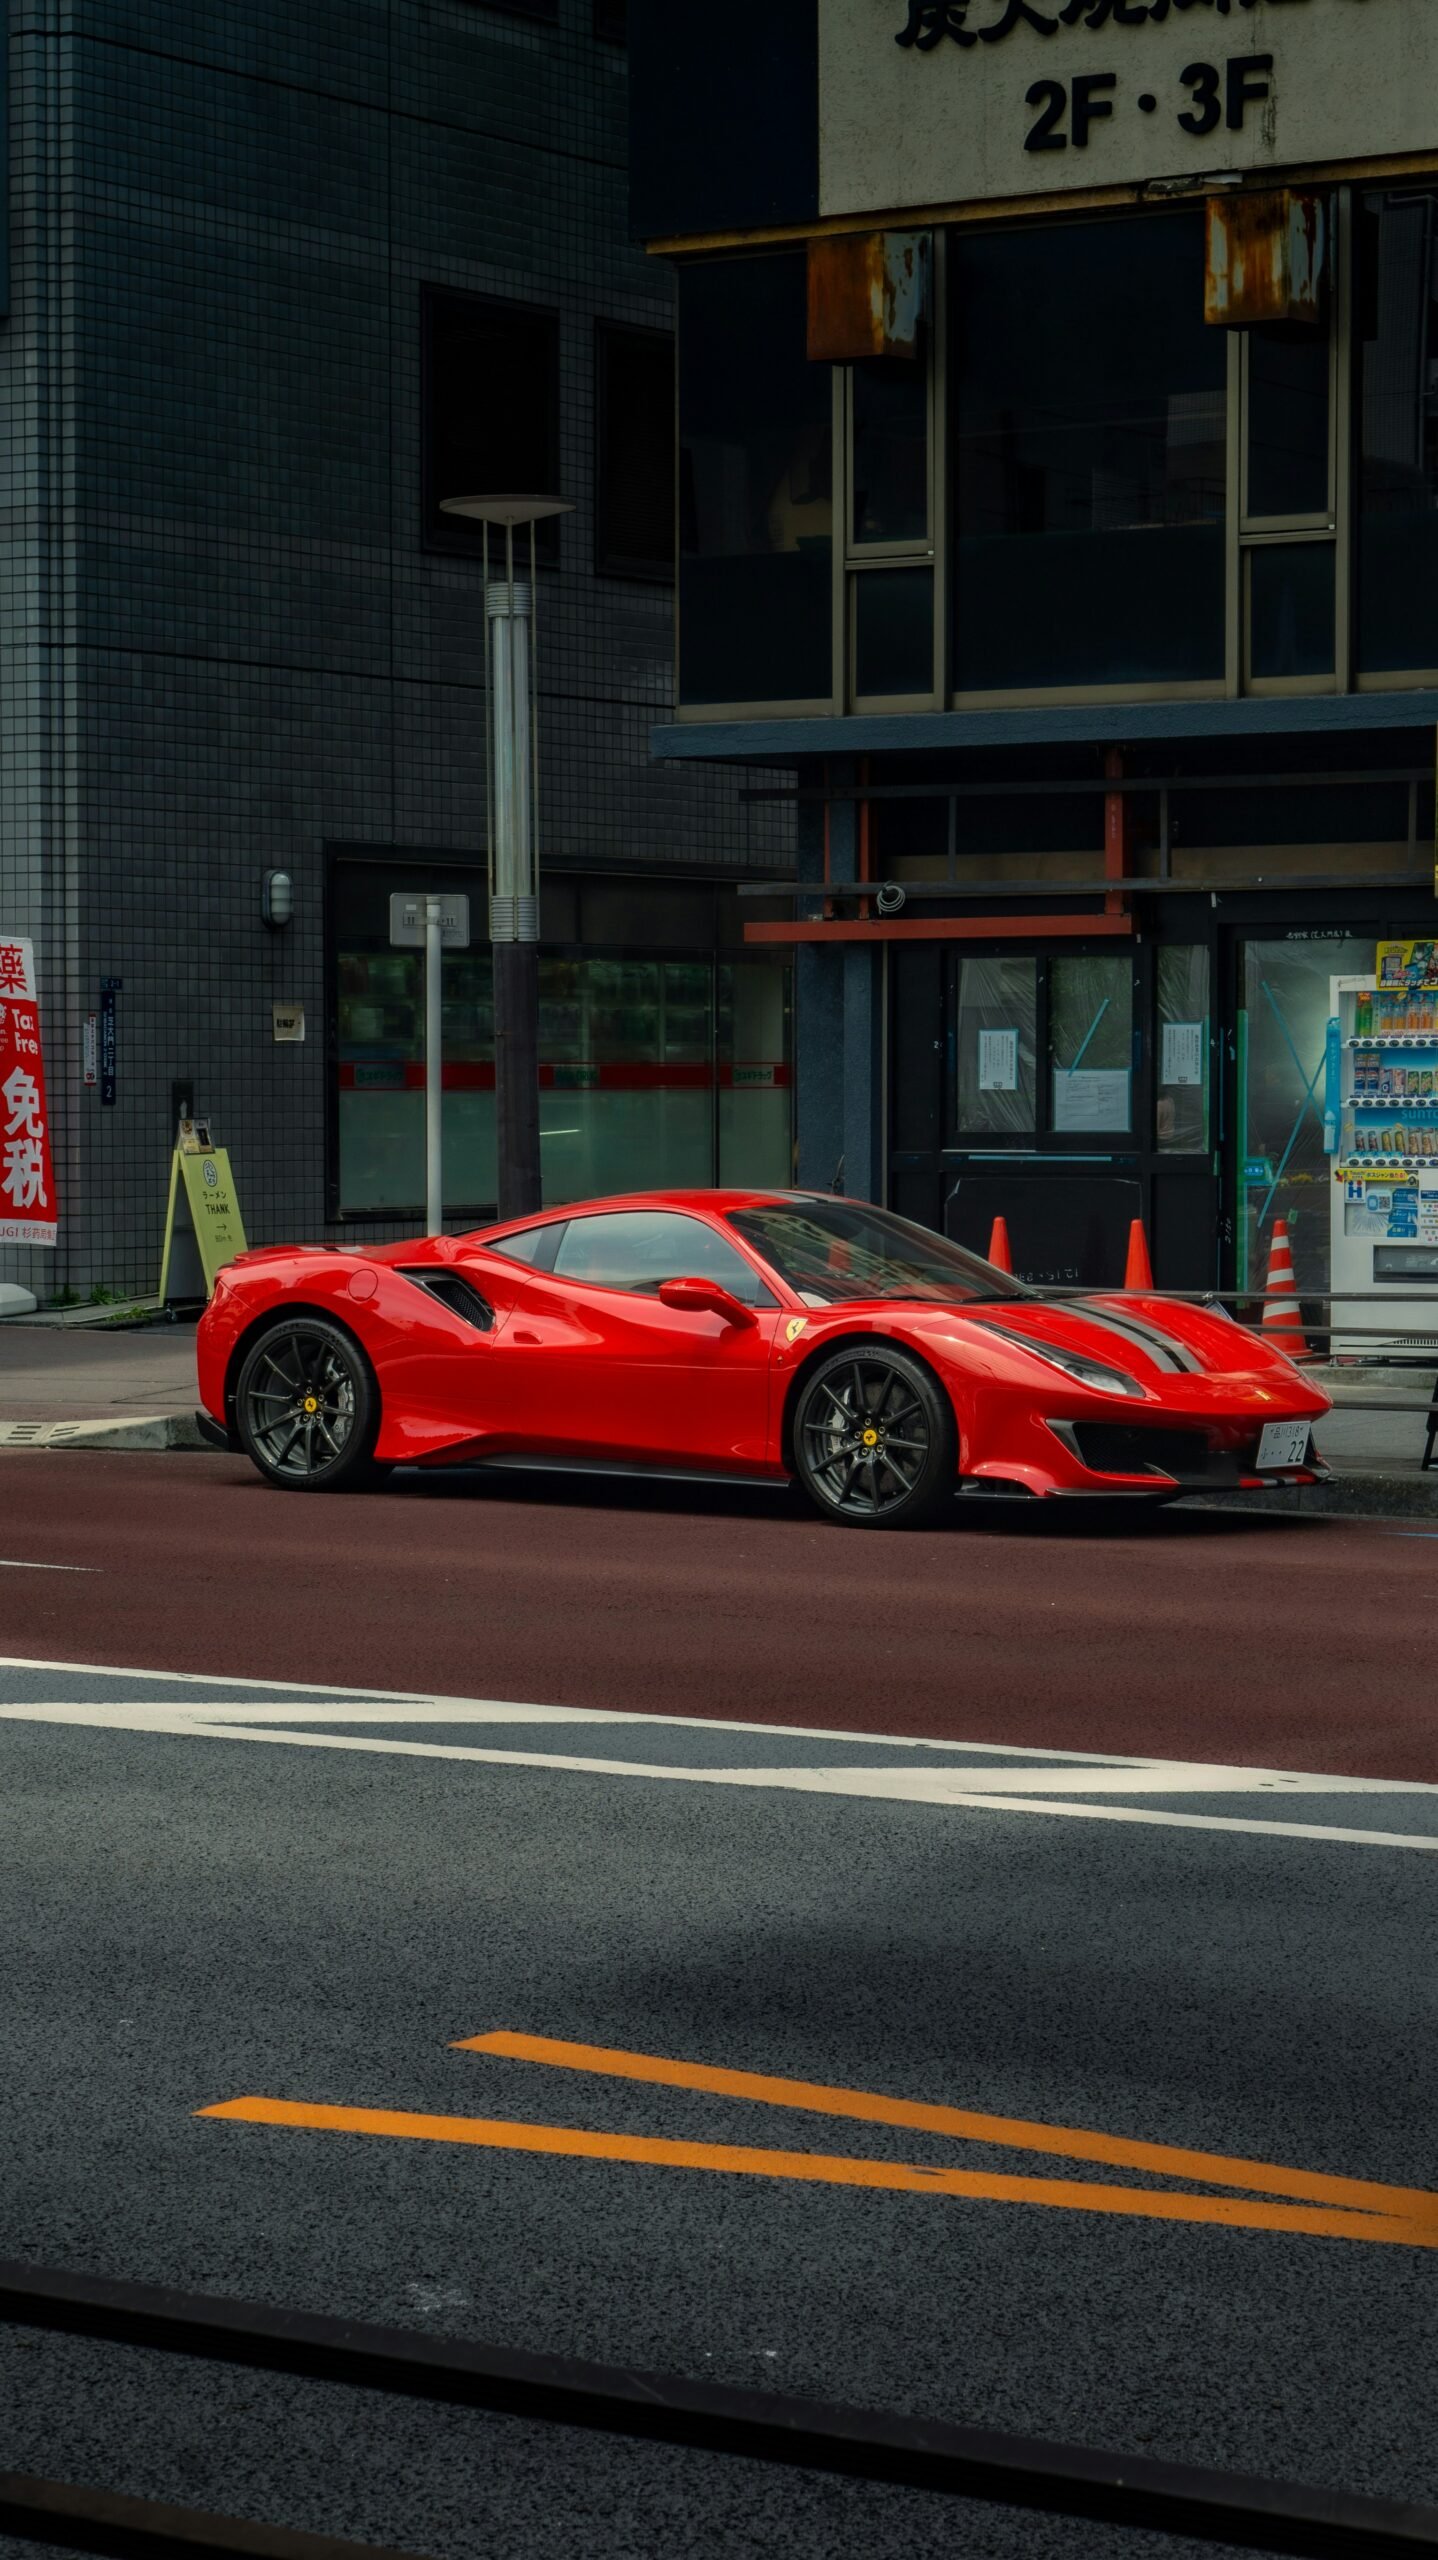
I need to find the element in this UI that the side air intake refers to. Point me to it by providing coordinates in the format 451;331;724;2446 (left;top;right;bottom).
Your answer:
396;1269;494;1332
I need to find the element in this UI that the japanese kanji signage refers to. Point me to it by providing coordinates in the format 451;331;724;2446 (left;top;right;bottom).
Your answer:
0;935;58;1249
819;1;1438;215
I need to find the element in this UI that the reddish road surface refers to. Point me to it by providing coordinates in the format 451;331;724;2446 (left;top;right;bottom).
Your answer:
0;1451;1433;1777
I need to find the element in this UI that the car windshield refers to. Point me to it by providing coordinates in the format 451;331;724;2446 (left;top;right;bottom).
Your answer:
727;1197;1029;1307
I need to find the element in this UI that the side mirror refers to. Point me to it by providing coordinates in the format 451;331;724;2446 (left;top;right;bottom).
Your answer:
657;1274;756;1329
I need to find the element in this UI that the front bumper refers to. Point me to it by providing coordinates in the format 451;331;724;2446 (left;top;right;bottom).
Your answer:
1042;1416;1327;1493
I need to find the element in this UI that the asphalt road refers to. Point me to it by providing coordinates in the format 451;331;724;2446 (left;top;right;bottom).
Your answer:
2;1456;1436;2559
0;1450;1436;1774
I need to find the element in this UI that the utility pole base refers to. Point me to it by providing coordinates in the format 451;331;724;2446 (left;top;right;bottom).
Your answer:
493;940;542;1222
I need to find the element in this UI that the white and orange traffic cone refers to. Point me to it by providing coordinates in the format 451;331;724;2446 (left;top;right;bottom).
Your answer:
1123;1218;1154;1292
1260;1217;1309;1361
987;1215;1013;1275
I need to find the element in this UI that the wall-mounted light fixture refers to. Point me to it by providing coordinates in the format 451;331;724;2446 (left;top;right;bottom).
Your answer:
261;870;293;928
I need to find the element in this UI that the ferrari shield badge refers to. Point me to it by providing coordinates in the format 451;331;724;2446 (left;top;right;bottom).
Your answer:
785;1317;808;1344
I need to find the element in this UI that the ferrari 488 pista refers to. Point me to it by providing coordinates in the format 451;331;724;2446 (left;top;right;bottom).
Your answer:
195;1191;1329;1528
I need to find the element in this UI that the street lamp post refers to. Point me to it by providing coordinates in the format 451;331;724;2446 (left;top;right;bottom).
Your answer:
440;493;572;1223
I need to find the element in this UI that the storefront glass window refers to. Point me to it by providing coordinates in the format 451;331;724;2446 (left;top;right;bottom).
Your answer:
678;255;833;704
336;866;496;1217
1049;953;1133;1133
853;568;933;698
1239;937;1375;1299
950;212;1226;693
718;960;793;1188
1248;543;1335;681
1246;327;1330;521
1156;948;1210;1155
1358;190;1438;674
956;955;1037;1135
852;361;928;546
333;866;793;1216
536;957;714;1206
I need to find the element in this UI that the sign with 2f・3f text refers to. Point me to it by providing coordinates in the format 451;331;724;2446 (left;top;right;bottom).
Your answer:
819;1;1438;215
0;935;57;1248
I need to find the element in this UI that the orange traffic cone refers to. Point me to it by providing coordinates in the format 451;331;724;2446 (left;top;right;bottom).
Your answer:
1123;1218;1153;1291
1260;1217;1309;1360
987;1215;1013;1275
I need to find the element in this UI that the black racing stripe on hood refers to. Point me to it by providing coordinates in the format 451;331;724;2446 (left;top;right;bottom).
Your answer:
1079;1302;1204;1374
965;1312;1168;1376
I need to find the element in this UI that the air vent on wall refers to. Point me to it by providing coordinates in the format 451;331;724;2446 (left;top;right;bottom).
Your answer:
396;1269;493;1333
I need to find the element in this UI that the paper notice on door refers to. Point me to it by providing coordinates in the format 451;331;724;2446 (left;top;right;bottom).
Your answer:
1052;1067;1130;1133
978;1028;1019;1092
1161;1020;1205;1089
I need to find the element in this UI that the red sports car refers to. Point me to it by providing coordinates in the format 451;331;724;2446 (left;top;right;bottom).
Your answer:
195;1190;1330;1528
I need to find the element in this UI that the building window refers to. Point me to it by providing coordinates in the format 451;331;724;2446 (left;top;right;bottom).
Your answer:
950;212;1226;695
678;253;833;706
330;861;791;1217
422;288;560;557
596;324;674;580
473;1;559;20
1359;190;1438;676
593;0;626;38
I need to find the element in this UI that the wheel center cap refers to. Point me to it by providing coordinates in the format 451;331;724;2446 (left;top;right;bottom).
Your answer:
302;1396;319;1414
862;1428;879;1447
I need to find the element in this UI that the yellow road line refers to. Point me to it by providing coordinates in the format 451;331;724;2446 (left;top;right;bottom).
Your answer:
456;2031;1438;2229
195;2097;1436;2248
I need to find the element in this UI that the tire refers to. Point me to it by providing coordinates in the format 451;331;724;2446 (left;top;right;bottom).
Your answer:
792;1345;957;1530
234;1314;384;1493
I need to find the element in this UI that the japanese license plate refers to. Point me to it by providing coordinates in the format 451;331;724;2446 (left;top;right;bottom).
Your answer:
1256;1420;1310;1471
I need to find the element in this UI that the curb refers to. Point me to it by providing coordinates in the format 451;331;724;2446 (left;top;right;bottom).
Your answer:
0;1414;210;1452
1182;1474;1438;1521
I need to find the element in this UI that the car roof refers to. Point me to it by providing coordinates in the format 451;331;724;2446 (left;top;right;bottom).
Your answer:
471;1189;827;1232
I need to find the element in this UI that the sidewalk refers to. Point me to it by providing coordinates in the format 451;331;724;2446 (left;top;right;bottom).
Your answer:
0;1322;205;1448
0;1320;1434;1505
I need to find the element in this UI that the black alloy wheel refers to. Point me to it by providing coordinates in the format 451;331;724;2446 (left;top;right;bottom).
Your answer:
234;1316;385;1493
792;1345;956;1529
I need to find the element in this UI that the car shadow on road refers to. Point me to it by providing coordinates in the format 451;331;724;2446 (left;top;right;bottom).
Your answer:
376;1463;1329;1545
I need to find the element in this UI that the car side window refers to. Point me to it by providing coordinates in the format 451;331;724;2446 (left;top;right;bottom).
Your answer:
551;1211;775;1305
482;1222;565;1272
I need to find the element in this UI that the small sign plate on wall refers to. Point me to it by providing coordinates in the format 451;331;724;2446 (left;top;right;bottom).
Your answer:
272;1003;305;1044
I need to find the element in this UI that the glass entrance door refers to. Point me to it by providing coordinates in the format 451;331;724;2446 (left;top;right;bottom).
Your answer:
1236;936;1376;1300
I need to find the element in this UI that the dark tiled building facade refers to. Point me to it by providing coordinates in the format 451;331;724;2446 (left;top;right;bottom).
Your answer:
0;1;789;1300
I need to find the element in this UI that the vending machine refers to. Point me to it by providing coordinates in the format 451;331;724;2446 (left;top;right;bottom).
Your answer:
1327;944;1438;1354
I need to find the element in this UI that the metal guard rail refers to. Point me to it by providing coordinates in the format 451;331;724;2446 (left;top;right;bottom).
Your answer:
3;2262;1438;2558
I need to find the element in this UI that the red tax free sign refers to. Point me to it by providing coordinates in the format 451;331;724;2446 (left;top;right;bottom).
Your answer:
0;936;58;1248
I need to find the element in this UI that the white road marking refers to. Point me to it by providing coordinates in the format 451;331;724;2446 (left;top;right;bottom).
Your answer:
0;1652;1238;1761
0;1560;99;1573
1;1684;1436;1850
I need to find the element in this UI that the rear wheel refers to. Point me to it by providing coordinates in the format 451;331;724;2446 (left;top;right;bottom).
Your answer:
792;1346;956;1530
235;1316;384;1492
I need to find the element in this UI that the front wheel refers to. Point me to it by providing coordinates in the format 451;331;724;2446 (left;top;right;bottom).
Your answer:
792;1346;956;1530
235;1316;383;1492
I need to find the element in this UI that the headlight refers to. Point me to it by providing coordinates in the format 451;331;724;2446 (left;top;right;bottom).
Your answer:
1027;1344;1145;1399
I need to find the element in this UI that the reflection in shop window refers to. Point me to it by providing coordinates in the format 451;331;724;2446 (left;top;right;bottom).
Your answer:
950;212;1226;693
719;960;793;1189
1049;953;1133;1134
1156;948;1210;1155
1359;190;1438;674
678;254;833;705
956;955;1036;1135
1240;937;1375;1302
